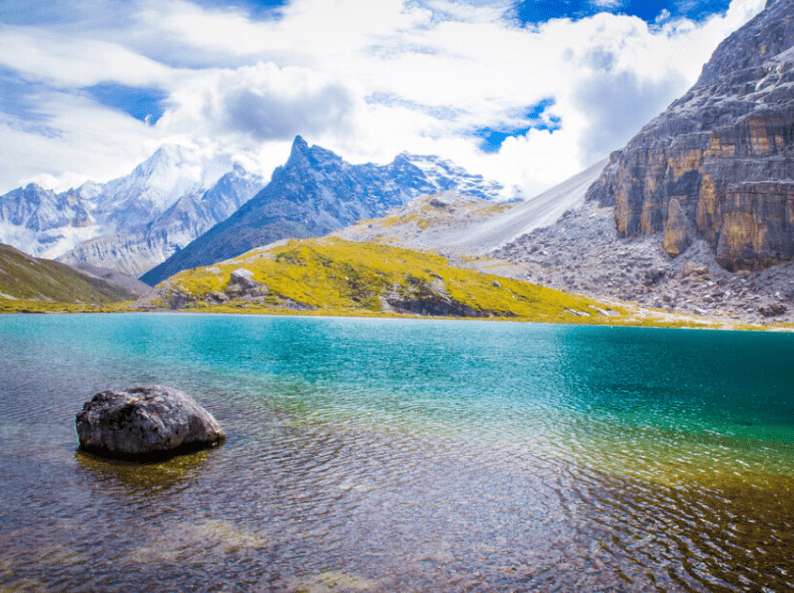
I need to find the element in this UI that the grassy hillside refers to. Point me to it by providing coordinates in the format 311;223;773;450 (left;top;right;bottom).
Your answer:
143;237;631;324
0;244;138;309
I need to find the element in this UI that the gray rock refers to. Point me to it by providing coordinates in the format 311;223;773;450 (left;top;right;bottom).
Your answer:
759;303;787;317
76;385;225;460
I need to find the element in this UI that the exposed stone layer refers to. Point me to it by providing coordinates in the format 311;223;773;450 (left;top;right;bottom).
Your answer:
586;0;794;271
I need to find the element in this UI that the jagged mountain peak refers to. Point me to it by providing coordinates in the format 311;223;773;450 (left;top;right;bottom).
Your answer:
283;136;345;173
18;183;55;202
290;134;309;153
123;144;202;188
141;138;509;285
123;144;199;190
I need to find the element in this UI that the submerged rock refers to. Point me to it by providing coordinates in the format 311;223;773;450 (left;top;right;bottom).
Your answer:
75;385;225;460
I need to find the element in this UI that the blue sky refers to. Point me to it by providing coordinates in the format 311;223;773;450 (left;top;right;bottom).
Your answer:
512;0;734;24
0;0;766;197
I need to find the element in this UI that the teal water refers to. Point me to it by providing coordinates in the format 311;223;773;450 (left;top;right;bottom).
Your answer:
1;313;794;591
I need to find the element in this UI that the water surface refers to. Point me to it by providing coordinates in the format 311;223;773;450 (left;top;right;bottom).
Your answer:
1;314;794;591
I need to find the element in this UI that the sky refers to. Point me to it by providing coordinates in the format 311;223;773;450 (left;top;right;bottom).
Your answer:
0;0;767;199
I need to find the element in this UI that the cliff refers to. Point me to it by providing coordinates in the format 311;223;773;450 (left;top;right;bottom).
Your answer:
585;0;794;271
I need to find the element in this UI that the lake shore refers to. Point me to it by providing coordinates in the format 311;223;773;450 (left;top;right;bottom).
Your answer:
4;294;794;331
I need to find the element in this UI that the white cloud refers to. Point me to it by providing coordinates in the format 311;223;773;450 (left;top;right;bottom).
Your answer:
0;0;767;198
590;0;627;9
0;90;167;192
0;27;174;88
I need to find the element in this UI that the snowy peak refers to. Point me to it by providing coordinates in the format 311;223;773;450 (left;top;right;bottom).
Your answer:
0;183;89;233
0;145;265;270
93;144;233;227
198;165;266;222
397;154;506;202
288;135;310;160
141;136;512;285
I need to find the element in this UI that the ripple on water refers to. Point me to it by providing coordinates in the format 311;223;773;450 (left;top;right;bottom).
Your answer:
2;316;794;591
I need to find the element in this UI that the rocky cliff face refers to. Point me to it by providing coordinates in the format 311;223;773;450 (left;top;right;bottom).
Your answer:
141;136;506;286
586;0;794;271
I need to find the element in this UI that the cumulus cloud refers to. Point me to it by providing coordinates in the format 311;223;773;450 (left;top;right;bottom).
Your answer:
572;69;688;162
223;85;353;140
0;0;768;197
215;64;356;141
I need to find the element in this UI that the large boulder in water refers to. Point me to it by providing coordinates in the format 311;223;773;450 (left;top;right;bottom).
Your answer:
75;385;225;460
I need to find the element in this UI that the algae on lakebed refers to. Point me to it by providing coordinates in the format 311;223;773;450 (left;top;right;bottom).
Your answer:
75;447;214;493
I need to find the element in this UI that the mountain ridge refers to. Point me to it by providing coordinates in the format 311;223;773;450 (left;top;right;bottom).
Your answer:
141;136;508;286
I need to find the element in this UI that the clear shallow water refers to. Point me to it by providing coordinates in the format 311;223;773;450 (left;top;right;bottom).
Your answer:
1;314;794;592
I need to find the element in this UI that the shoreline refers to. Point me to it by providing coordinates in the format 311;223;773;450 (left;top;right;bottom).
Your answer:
2;296;791;332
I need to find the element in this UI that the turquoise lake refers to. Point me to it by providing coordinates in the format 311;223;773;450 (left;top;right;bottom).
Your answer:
1;313;794;591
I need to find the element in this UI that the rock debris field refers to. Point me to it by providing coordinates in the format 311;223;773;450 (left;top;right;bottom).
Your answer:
493;202;794;326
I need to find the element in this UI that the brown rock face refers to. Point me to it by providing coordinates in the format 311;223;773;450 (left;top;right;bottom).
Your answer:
586;0;794;271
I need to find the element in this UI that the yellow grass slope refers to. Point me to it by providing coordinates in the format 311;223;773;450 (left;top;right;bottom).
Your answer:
145;237;630;324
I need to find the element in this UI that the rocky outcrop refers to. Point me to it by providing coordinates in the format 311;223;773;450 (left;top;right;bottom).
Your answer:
226;268;266;298
75;386;225;460
586;0;794;271
379;274;498;317
138;266;271;310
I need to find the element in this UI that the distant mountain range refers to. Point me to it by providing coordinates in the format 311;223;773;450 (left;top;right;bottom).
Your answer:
141;136;506;285
0;137;507;284
0;145;265;277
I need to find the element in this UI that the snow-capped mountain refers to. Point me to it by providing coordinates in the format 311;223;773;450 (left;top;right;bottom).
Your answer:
0;146;265;276
57;164;264;276
0;184;94;259
94;144;235;229
142;135;508;285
